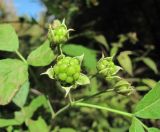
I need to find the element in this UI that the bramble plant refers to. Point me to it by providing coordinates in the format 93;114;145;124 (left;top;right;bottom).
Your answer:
0;19;160;132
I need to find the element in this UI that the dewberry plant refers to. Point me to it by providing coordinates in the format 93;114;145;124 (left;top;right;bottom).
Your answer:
0;19;159;132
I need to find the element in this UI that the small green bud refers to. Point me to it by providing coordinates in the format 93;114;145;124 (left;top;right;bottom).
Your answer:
114;80;134;96
47;19;71;45
97;57;122;78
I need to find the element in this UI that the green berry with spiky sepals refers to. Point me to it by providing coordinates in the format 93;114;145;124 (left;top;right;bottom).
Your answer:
97;57;117;77
47;19;70;45
53;56;81;86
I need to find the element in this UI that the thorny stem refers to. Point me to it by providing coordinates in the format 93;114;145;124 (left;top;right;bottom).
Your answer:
15;50;28;64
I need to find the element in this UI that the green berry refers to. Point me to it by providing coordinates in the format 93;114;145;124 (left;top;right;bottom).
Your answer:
66;76;74;84
54;66;59;74
67;66;76;75
97;57;118;78
47;20;69;45
70;58;79;65
53;56;81;86
59;64;67;72
73;73;80;80
75;65;81;72
58;73;67;81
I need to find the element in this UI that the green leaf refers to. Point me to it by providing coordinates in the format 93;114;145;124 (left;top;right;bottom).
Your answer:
76;73;90;85
0;24;19;51
13;81;30;108
141;79;156;88
27;40;55;66
148;128;160;132
14;95;50;124
0;59;28;105
134;81;160;119
94;35;109;50
110;46;119;56
129;118;145;132
0;119;20;128
117;51;133;76
28;117;49;132
141;57;158;74
59;128;76;132
62;44;97;71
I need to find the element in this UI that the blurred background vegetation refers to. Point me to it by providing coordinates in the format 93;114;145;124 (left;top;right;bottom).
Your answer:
0;0;160;131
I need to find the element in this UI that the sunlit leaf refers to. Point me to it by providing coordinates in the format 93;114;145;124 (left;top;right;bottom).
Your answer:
0;59;28;105
141;57;158;74
0;24;19;51
117;51;133;76
27;40;55;66
28;117;49;132
148;128;160;132
141;79;156;88
129;118;145;132
13;81;30;108
134;81;160;119
94;35;109;50
0;119;20;128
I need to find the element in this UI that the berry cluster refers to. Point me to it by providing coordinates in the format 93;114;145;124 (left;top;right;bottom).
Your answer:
97;57;116;77
48;20;69;44
53;57;81;85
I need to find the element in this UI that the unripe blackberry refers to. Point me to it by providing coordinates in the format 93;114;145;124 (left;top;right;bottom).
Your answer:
48;19;69;45
114;80;134;96
53;56;81;86
97;57;116;77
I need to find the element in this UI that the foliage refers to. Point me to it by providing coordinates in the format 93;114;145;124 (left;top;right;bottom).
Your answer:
0;1;160;131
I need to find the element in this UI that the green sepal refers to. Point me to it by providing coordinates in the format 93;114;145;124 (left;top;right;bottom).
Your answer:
76;73;90;85
74;54;84;65
61;85;74;97
113;66;123;75
41;67;54;79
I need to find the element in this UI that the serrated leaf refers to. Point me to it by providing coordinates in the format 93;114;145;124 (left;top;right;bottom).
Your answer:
129;118;145;132
28;117;49;132
62;44;97;71
94;35;109;50
118;51;133;76
0;24;19;51
13;81;30;108
27;40;55;66
142;57;158;74
76;73;90;85
148;128;160;132
0;59;28;105
134;81;160;119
